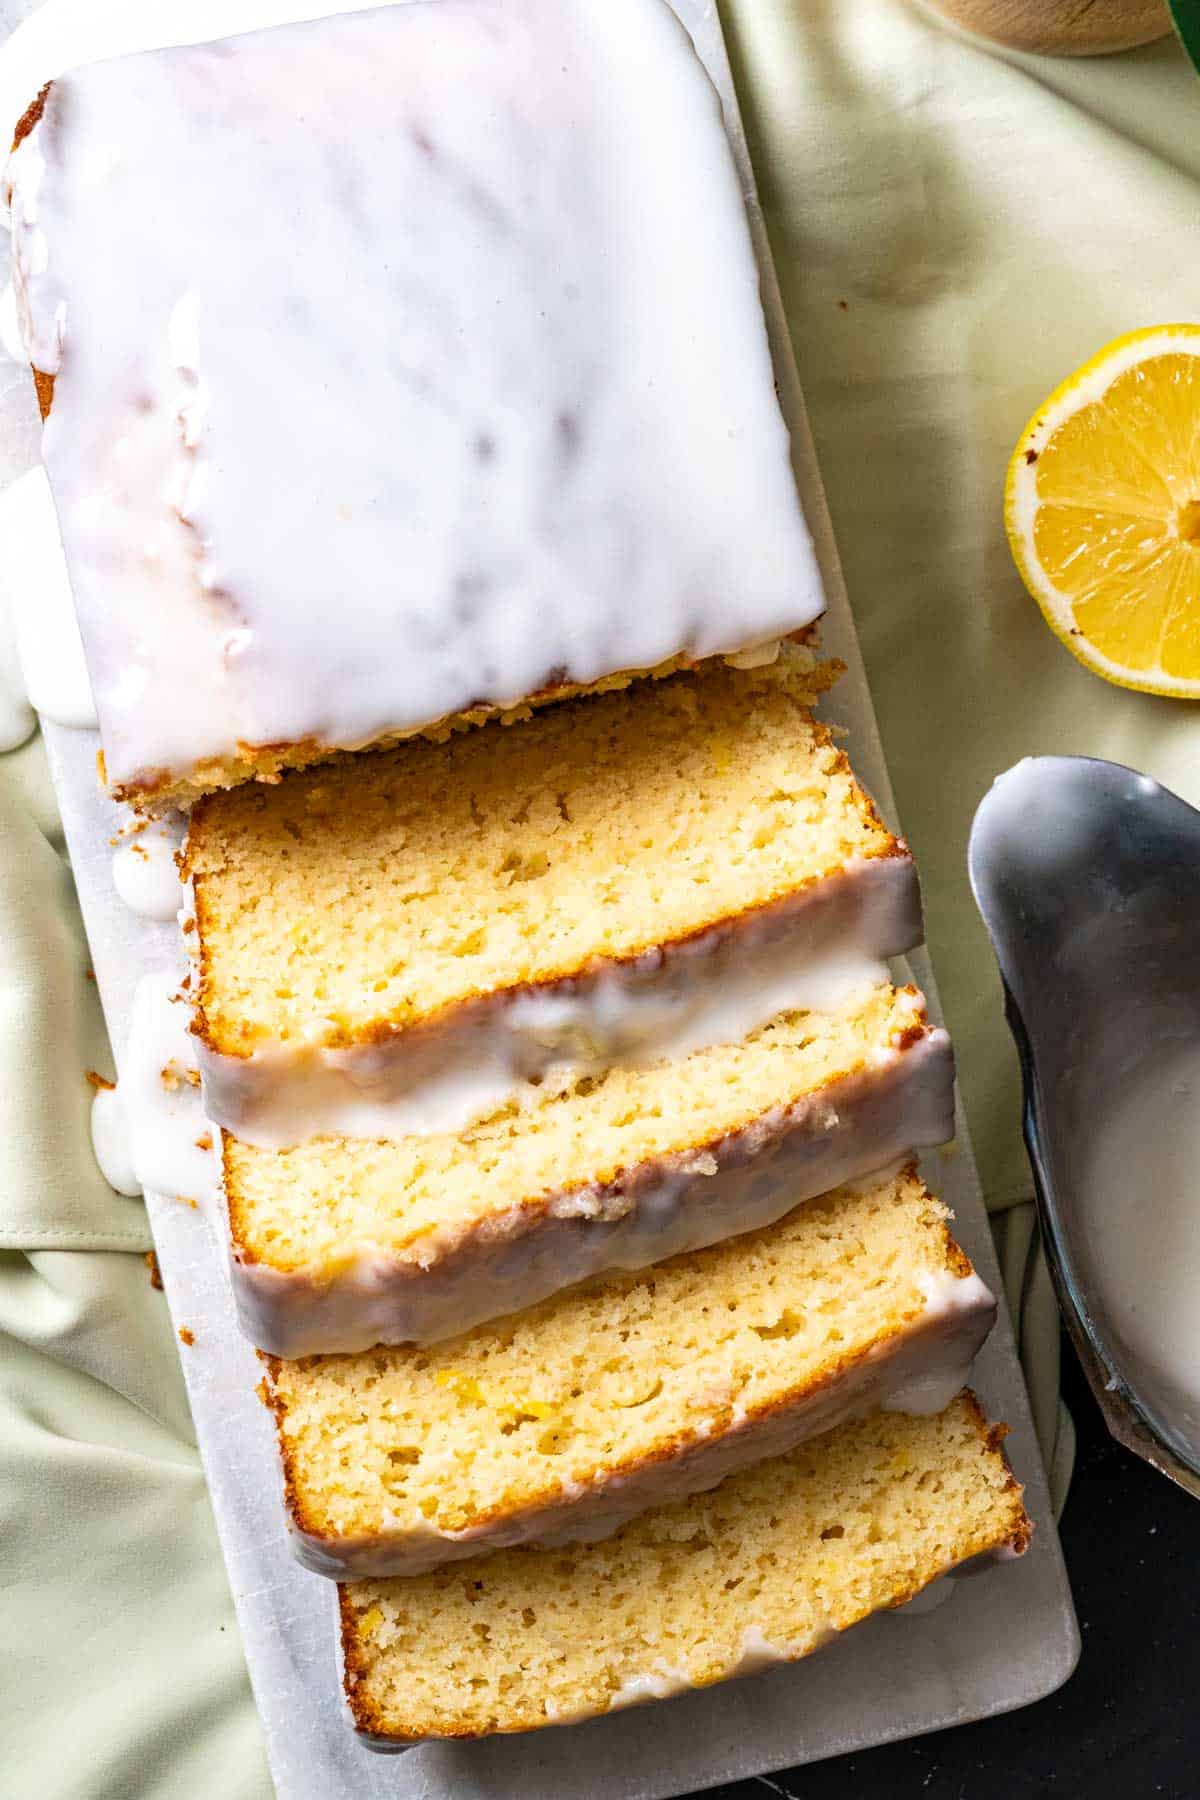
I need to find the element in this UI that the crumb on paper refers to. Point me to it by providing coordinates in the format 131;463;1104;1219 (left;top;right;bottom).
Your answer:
160;1061;201;1092
96;749;107;785
145;1250;163;1291
181;916;196;935
85;1068;115;1092
195;1132;213;1152
178;1326;195;1347
85;968;95;982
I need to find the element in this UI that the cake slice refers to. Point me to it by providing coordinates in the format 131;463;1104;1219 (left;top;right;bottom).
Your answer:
184;653;922;1149
264;1168;996;1578
339;1394;1030;1742
224;981;954;1355
5;0;822;811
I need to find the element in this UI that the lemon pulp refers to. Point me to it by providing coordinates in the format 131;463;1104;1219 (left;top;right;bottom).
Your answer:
1007;328;1200;696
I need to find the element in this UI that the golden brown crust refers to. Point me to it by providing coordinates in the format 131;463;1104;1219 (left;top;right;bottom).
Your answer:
258;1352;314;1553
942;1234;974;1280
33;368;54;420
12;82;48;152
954;1392;1035;1556
338;1588;378;1736
11;86;55;420
126;638;837;812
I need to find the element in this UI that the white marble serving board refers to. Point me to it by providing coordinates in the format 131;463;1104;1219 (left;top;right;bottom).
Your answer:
0;2;1079;1795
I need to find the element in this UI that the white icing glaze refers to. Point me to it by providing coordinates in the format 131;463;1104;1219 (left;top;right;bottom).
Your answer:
547;1626;820;1727
0;570;34;750
232;1022;957;1356
1080;1042;1200;1441
6;0;823;798
880;1268;997;1416
122;969;220;1207
0;466;96;727
88;1082;141;1197
980;759;1200;1443
733;1623;823;1677
111;814;185;921
199;853;922;1149
285;1243;994;1578
605;1663;693;1712
0;280;24;363
838;1156;910;1195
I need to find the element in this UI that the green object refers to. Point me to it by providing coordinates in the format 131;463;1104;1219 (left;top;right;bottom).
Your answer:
1168;0;1200;73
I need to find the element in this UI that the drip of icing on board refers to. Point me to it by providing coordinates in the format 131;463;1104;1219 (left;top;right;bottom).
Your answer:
89;1077;141;1196
119;968;219;1209
0;575;34;750
0;467;97;729
111;814;185;921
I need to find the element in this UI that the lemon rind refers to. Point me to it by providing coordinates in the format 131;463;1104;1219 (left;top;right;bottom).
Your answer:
1005;323;1200;700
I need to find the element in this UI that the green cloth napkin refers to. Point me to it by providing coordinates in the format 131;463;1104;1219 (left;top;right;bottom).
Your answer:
0;741;271;1800
3;7;1199;1793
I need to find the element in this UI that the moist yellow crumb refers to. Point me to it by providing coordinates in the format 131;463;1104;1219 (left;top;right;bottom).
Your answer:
224;982;934;1272
339;1397;1029;1741
265;1168;988;1572
185;650;878;1059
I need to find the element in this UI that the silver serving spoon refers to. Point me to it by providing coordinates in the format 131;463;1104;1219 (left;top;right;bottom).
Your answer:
969;755;1200;1499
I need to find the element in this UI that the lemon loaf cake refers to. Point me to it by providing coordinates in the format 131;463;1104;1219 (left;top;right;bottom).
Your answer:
5;0;823;812
339;1394;1030;1742
264;1168;996;1578
225;982;954;1355
184;652;922;1149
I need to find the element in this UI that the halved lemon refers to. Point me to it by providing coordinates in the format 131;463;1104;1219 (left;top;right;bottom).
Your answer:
1005;324;1200;698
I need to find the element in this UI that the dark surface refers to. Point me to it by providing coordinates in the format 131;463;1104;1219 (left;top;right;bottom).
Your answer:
697;1336;1198;1800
